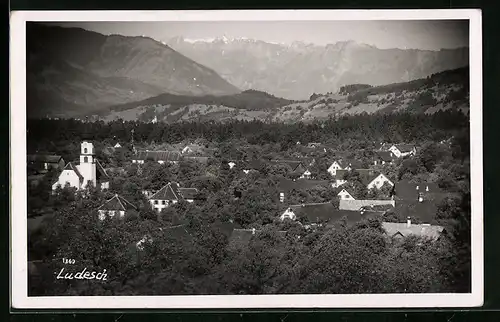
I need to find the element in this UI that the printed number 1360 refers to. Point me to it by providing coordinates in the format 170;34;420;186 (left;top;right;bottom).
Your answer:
62;258;75;264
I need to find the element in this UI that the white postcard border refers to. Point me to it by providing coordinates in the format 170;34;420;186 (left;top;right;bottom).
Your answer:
10;9;483;309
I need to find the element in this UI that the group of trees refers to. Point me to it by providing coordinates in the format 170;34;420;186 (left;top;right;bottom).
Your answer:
27;110;471;296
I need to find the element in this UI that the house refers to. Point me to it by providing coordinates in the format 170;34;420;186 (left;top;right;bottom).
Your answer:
51;141;109;191
357;169;394;189
228;161;236;169
132;150;181;164
149;182;199;212
27;154;65;174
271;160;307;177
98;194;137;221
339;199;395;211
280;202;382;226
337;188;355;200
277;178;330;203
380;143;416;158
382;219;444;241
373;151;396;165
242;159;268;174
181;143;205;155
327;159;363;176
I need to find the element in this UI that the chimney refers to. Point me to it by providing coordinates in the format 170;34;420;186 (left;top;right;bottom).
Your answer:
407;217;411;228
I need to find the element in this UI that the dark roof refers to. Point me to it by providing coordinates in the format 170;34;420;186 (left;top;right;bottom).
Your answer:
177;188;199;199
98;194;137;211
242;159;268;170
272;160;304;172
339;199;395;211
62;162;84;183
288;203;381;225
150;183;179;201
393;200;438;223
393;180;443;201
278;178;330;192
212;221;238;238
394;144;415;153
27;154;63;163
133;150;182;162
161;224;194;242
375;151;396;162
382;222;444;240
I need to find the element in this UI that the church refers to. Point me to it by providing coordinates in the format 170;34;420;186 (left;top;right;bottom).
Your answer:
52;140;110;191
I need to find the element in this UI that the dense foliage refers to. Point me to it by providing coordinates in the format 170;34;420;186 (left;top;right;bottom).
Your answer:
27;111;471;295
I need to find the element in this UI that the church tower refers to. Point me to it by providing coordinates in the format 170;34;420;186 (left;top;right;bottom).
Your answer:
79;140;97;188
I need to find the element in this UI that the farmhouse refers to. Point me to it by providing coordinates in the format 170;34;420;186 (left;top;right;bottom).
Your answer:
98;194;137;221
392;180;445;202
51;141;109;191
380;143;416;158
132;150;182;164
327;159;363;176
28;154;65;174
271;159;307;177
373;151;396;165
149;182;199;212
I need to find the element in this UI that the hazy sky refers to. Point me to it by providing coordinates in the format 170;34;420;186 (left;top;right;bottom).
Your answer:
52;20;469;50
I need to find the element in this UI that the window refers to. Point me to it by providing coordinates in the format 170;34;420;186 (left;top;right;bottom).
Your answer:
84;148;88;154
84;156;88;163
154;200;158;205
162;200;166;205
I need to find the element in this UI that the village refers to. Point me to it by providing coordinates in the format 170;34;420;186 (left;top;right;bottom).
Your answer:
27;137;449;251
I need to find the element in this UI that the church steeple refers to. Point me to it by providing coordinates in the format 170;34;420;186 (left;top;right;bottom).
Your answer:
79;138;97;188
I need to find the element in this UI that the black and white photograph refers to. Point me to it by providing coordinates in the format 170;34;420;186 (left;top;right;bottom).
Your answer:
11;10;483;309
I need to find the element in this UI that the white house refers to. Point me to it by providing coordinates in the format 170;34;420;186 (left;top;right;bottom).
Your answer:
327;159;363;176
331;169;348;188
299;169;312;179
337;189;355;200
228;161;236;169
327;161;344;176
98;194;137;221
149;182;199;212
52;141;109;191
385;144;416;158
366;173;394;190
113;142;122;148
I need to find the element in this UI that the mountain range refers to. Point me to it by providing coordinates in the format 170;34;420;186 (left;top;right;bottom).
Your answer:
26;24;240;118
166;36;469;100
98;67;469;124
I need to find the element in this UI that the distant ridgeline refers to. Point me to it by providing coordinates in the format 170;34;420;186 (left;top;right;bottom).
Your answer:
27;110;469;154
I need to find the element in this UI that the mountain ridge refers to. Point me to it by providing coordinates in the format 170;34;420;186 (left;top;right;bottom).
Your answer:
26;24;241;118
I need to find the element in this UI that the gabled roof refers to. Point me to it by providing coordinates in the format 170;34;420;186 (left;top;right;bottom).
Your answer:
375;151;396;162
98;194;137;211
278;178;330;192
150;183;179;201
62;162;84;183
393;200;439;224
382;222;444;240
393;144;416;153
272;160;304;172
28;154;63;163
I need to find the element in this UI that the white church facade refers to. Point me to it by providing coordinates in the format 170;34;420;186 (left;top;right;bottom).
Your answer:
52;140;110;191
